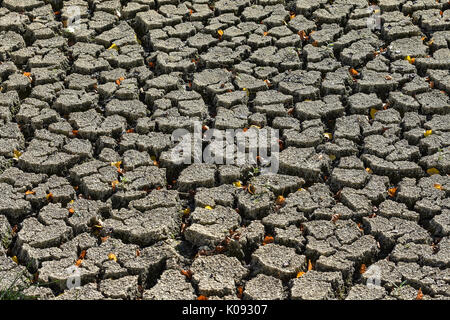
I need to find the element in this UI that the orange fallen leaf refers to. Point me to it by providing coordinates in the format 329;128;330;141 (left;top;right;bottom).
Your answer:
101;236;109;243
262;235;274;245
115;77;125;85
197;295;208;300
307;259;313;271
296;271;305;278
278;139;284;151
126;128;135;133
298;30;309;41
360;264;366;274
237;286;243;299
25;190;35;195
312;40;318;47
349;68;359;76
75;259;82;267
247;184;256;195
275;195;285;205
136;249;140;257
434;183;442;190
387;187;397;198
46;192;53;201
68;208;75;215
180;269;193;279
79;250;86;260
331;213;341;223
72;129;79;136
263;31;268;36
111;180;119;190
416;288;423;300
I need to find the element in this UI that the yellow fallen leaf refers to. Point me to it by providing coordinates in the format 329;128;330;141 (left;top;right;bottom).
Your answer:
108;253;117;262
424;130;432;137
405;55;415;64
108;43;118;50
434;183;442;190
111;161;122;168
233;181;242;188
134;34;141;45
329;154;336;161
204;206;213;210
111;180;119;190
13;149;22;159
217;29;224;37
365;167;373;174
323;132;332;140
427;168;440;175
182;207;191;216
370;108;378;119
12;256;18;264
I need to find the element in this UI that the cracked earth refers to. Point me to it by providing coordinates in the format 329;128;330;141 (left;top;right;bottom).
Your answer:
0;0;449;300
